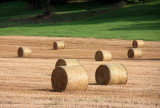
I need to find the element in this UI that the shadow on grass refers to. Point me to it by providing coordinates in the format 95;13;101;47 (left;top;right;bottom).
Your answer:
54;2;109;12
21;2;160;28
109;22;160;31
1;1;160;28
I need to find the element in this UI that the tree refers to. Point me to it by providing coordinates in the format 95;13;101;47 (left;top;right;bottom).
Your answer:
43;0;51;16
24;0;42;9
91;0;125;4
24;0;51;16
24;0;67;16
50;0;66;5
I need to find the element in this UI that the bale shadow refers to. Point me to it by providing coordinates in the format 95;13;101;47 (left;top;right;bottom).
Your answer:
32;89;54;92
89;83;97;85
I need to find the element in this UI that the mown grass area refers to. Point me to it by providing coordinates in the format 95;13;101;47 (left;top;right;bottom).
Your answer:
0;1;160;41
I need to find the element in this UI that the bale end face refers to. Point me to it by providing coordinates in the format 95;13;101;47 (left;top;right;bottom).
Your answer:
128;48;134;58
18;47;23;57
95;51;103;61
51;67;68;92
95;65;110;85
53;42;58;50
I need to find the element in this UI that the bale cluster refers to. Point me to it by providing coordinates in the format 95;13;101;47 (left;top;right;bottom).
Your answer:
95;50;112;61
128;40;144;59
51;59;88;92
53;41;65;50
17;47;32;57
95;63;128;85
15;39;137;92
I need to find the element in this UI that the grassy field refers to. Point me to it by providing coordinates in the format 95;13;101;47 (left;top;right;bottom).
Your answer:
0;1;160;41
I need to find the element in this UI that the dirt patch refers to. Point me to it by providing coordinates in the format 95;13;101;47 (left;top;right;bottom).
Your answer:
0;36;160;107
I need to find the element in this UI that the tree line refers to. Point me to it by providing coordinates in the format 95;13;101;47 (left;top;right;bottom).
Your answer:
0;0;156;16
1;0;154;5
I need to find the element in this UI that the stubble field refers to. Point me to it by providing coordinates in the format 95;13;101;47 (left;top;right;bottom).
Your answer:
0;36;160;108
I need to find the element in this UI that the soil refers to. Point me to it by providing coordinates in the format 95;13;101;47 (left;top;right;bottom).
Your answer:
0;36;160;108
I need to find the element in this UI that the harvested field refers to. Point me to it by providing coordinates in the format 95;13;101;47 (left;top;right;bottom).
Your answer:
0;36;160;108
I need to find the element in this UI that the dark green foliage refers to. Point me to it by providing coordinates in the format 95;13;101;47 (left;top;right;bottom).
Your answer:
126;0;158;3
23;0;67;8
50;0;67;5
94;0;124;4
23;0;52;16
23;0;44;8
92;0;158;3
0;0;17;2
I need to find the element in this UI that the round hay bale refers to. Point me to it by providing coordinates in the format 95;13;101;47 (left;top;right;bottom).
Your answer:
55;59;80;67
17;47;32;57
53;41;65;50
95;50;112;61
51;65;88;92
95;63;128;85
128;48;142;58
132;40;144;48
